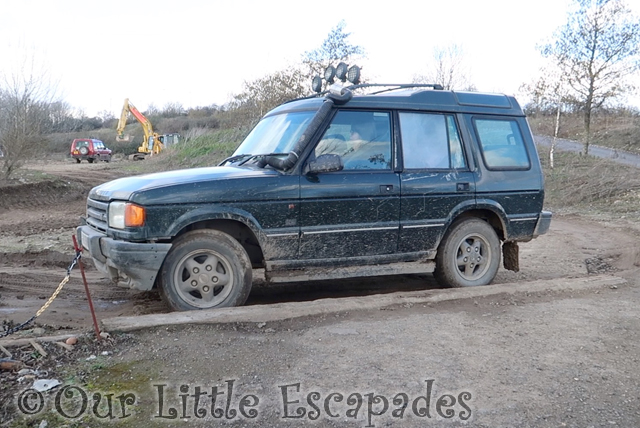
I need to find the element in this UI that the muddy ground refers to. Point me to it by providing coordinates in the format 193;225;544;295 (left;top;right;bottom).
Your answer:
1;159;638;333
1;159;640;427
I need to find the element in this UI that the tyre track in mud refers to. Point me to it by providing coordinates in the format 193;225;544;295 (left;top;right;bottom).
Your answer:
0;160;149;330
0;180;88;212
0;160;125;211
0;269;119;296
0;266;168;330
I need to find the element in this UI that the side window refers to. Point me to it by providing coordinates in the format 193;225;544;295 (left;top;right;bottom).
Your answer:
315;110;391;170
447;116;466;169
399;113;466;170
474;118;530;169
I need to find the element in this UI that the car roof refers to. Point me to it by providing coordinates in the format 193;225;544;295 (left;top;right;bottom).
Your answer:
268;88;524;117
72;138;104;144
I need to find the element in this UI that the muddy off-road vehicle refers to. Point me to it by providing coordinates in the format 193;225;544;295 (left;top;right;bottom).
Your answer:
77;71;551;311
70;138;112;163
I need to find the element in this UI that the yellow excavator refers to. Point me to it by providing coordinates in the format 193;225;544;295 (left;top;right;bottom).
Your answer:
116;98;179;160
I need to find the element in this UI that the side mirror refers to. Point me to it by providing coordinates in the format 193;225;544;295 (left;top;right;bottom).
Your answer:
305;154;343;174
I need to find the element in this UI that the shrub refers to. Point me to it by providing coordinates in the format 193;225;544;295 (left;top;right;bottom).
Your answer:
163;128;250;168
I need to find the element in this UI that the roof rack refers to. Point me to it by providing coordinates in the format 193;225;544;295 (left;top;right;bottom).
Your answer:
288;83;444;105
349;83;444;95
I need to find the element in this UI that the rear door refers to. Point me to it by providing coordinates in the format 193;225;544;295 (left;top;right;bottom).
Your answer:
299;110;400;259
398;112;475;252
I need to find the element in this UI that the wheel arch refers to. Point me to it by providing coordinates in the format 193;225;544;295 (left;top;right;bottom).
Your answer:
171;216;265;269
444;201;508;242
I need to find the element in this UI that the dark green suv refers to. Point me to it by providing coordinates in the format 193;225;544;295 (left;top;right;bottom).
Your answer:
77;84;551;311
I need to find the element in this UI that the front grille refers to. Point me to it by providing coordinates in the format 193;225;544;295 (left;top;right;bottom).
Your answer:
86;198;109;232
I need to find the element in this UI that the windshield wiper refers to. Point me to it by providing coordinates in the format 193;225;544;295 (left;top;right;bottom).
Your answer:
220;153;290;168
218;154;254;166
220;152;290;166
245;153;291;168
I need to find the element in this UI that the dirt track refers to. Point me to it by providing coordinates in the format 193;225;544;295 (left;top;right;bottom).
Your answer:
1;159;639;334
2;159;640;427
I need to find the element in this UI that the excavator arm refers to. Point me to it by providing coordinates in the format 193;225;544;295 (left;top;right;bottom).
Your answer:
116;98;164;156
115;99;131;142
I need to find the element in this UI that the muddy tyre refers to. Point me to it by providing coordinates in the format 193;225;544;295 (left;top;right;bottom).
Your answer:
159;230;252;311
435;218;500;288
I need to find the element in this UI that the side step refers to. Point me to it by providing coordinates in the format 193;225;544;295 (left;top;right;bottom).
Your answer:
264;260;436;283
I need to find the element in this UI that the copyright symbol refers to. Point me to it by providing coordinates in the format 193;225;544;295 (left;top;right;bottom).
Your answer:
17;389;45;415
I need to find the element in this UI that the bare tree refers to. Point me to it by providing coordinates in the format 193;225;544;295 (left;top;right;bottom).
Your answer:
413;44;475;90
161;102;185;118
47;100;75;132
0;60;59;180
542;0;640;155
226;22;365;126
303;20;366;88
228;67;309;126
521;66;573;168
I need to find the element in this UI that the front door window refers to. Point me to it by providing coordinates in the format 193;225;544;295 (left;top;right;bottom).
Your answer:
315;111;392;170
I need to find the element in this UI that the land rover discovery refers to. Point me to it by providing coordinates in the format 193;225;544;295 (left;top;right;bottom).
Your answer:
70;138;112;163
77;79;551;311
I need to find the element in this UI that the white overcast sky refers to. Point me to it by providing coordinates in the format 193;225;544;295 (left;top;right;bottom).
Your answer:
2;0;639;116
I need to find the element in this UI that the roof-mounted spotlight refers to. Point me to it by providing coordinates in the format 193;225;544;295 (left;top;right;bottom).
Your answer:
324;65;336;84
347;65;361;84
311;75;323;93
335;62;349;82
310;63;362;95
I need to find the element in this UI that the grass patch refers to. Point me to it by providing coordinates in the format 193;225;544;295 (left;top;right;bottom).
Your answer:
0;167;57;186
115;128;250;175
169;127;248;167
539;146;640;219
8;357;158;428
529;111;640;154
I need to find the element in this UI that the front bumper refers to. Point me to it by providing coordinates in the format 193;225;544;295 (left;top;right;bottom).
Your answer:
76;225;172;291
533;210;552;237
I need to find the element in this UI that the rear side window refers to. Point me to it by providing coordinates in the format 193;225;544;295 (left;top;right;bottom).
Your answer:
474;118;530;170
399;112;466;170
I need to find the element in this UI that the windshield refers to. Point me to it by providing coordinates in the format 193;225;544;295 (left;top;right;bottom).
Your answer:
232;111;316;156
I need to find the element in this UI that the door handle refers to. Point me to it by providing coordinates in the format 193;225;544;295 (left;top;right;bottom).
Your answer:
380;184;394;193
456;182;470;192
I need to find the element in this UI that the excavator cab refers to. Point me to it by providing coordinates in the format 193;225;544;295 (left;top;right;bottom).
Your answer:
147;135;155;152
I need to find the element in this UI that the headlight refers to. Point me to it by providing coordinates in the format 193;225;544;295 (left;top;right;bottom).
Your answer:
108;202;145;229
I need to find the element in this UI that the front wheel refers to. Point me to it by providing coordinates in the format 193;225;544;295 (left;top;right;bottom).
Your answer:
435;218;500;288
159;230;252;311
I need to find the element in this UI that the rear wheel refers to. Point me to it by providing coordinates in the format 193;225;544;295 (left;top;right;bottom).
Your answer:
159;230;252;311
75;158;81;163
87;158;94;163
435;218;500;287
